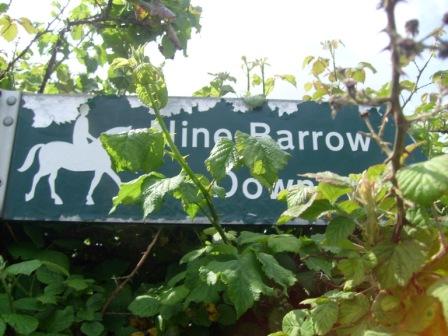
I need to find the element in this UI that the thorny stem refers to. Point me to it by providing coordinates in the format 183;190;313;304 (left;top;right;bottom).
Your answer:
153;108;229;244
385;0;409;243
101;228;161;315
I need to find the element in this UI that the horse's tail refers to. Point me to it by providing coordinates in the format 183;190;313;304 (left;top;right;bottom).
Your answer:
17;144;44;172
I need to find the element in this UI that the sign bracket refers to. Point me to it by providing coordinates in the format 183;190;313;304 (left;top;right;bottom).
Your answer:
0;90;21;217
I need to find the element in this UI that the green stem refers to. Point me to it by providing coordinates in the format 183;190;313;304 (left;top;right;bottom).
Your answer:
153;109;229;244
261;63;265;96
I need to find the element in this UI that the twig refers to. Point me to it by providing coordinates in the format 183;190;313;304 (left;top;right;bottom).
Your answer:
38;28;66;93
101;228;162;315
402;56;433;110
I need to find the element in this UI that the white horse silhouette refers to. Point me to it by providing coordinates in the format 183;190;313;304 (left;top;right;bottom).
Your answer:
18;126;131;205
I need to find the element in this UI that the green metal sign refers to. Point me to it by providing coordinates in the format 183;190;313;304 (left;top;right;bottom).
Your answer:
0;91;420;224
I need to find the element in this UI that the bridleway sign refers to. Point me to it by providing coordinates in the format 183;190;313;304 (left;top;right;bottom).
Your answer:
0;90;419;225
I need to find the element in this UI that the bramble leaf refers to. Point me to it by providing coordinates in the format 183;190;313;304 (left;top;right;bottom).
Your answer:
427;278;448;324
80;321;104;336
311;301;338;335
128;295;160;317
3;314;38;335
235;131;289;189
325;216;356;246
134;62;168;111
142;174;185;217
397;154;448;205
101;128;165;174
282;310;308;336
373;239;428;289
205;138;239;181
6;260;42;276
257;252;296;291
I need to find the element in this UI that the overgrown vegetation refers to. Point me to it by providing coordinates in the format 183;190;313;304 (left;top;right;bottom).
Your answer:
1;0;448;335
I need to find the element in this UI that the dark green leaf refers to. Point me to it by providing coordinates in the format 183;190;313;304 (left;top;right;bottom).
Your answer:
3;314;38;335
46;306;75;333
6;260;42;275
128;295;160;317
325;216;356;246
100;128;165;174
267;235;301;253
257;252;296;291
80;321;104;336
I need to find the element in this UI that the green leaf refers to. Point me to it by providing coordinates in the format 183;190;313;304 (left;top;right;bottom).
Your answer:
311;301;338;335
3;314;39;335
37;250;70;276
304;257;332;277
251;74;262;86
282;310;307;336
6;259;42;275
0;320;5;336
65;277;90;291
205;138;239;181
0;17;18;41
311;58;329;76
160;285;190;306
277;186;317;224
142;174;184;217
400;79;416;91
128;295;160;317
80;321;104;336
18;17;36;33
277;74;297;87
257;252;296;291
338;294;369;325
100;128;165;174
358;62;377;73
337;257;365;289
265;77;276;95
302;56;315;69
373;239;428;289
110;173;163;213
397;154;448;205
267;235;301;253
134;62;168;111
301;171;353;187
235;131;289;189
318;183;351;204
427;278;448;324
46;306;75;333
325;216;356;246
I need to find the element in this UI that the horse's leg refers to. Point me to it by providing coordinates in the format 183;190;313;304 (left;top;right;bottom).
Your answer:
86;171;103;205
25;169;47;201
48;170;63;205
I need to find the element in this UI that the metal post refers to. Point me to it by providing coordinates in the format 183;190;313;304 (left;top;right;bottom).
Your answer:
0;90;21;217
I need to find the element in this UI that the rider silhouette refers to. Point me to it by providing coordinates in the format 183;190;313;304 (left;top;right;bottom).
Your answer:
73;104;95;146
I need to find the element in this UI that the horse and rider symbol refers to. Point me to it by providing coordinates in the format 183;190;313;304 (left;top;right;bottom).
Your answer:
18;104;130;205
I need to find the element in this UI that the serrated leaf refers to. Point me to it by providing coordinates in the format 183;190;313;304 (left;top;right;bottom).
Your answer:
80;321;104;336
311;301;338;335
6;259;42;275
128;295;160;317
142;174;184;217
373;239;428;289
100;128;165;174
46;306;74;333
277;186;317;224
134;62;168;110
337;257;365;289
318;183;351;204
205;138;238;181
3;314;38;335
282;310;307;336
267;235;301;253
65;277;89;291
397;154;448;205
338;294;369;325
235;131;289;189
325;216;356;246
257;252;296;291
427;278;448;324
